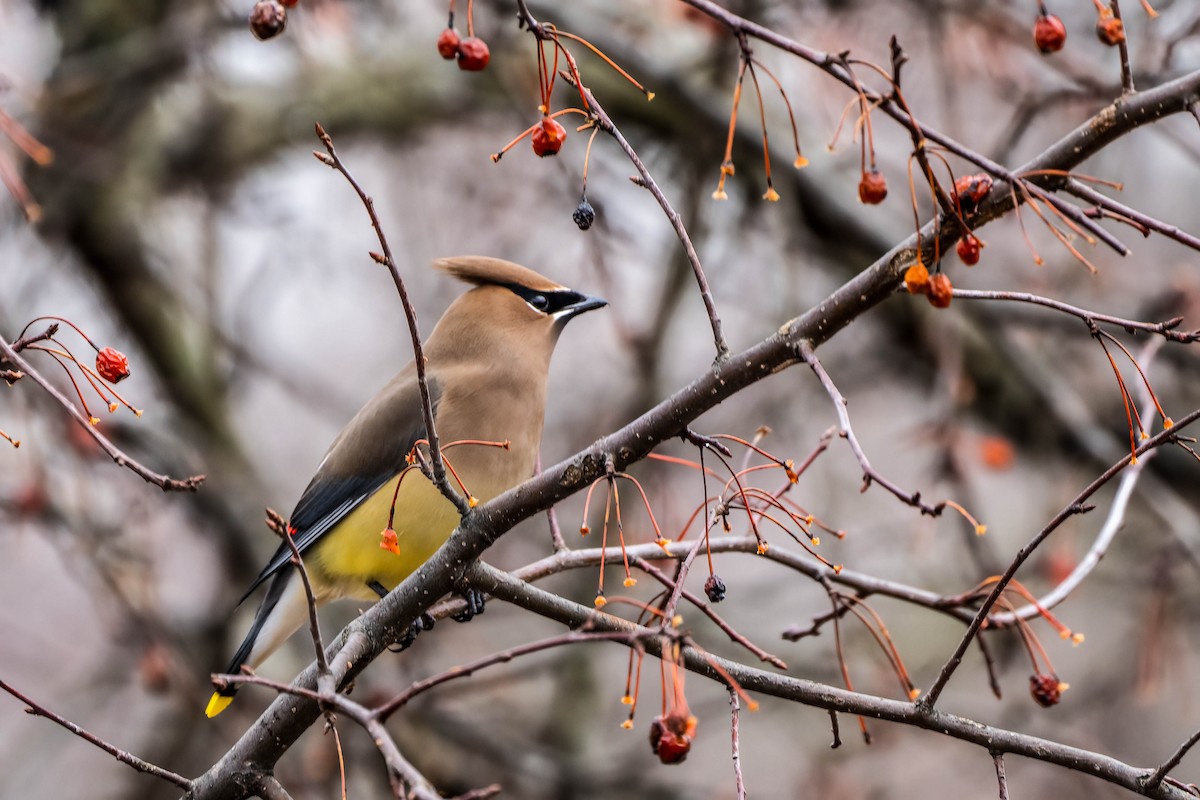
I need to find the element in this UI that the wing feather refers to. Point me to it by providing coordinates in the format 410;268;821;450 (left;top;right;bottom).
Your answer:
238;366;439;603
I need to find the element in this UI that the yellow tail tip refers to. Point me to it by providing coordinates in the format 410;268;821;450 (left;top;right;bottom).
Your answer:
205;693;234;718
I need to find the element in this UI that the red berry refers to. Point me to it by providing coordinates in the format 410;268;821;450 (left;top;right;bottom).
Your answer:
96;347;130;383
927;273;953;308
1030;673;1065;707
248;0;287;40
456;36;490;71
1034;12;1066;53
278;0;299;7
858;169;887;204
437;28;461;60
956;234;981;265
649;713;697;765
531;116;567;157
1096;15;1125;46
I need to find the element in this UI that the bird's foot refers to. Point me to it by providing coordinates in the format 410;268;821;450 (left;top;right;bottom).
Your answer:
390;612;436;652
451;588;486;623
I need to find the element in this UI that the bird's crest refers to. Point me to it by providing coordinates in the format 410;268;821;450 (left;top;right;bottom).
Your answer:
434;256;565;293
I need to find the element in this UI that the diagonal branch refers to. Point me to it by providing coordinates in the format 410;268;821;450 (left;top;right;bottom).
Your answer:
0;679;191;790
918;406;1200;709
0;333;205;491
311;124;469;516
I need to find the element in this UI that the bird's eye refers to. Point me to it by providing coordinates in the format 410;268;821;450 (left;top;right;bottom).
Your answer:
529;294;549;311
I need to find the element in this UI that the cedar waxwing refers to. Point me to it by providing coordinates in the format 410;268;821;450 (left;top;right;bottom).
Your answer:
206;256;605;717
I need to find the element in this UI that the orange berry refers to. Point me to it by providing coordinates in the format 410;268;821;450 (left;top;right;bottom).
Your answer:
904;262;930;294
1096;15;1125;46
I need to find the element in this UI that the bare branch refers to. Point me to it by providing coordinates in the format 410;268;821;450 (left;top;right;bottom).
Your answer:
799;340;945;516
0;679;191;790
311;124;469;515
0;333;205;491
729;688;747;800
919;406;1200;709
1145;728;1200;791
952;289;1200;343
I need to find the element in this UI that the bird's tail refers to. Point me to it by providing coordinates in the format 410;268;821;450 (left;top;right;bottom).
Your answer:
206;570;310;718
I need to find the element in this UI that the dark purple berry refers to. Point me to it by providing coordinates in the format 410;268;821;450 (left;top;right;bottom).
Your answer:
573;199;595;230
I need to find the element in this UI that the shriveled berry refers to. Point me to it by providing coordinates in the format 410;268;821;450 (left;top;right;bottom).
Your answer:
437;28;461;59
927;273;953;308
572;199;595;230
904;262;930;294
96;347;130;383
531;116;567;157
704;574;726;603
457;36;490;71
1030;673;1066;707
248;0;287;40
953;173;993;215
858;169;887;204
649;713;697;765
956;234;981;265
1034;12;1067;53
1096;15;1125;46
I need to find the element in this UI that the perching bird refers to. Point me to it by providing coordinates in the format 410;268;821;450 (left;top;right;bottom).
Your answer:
206;256;605;717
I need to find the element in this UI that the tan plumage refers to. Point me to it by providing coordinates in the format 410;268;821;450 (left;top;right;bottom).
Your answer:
206;256;604;717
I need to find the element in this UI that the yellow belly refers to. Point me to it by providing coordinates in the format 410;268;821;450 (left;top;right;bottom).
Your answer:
308;471;461;601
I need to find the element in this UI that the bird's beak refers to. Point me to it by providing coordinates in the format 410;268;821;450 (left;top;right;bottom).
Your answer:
556;294;607;322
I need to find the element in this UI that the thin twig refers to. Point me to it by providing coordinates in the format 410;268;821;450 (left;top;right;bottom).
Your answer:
0;333;204;491
537;453;568;552
312;124;468;515
989;391;1158;627
994;751;1010;800
629;554;788;669
800;340;945;516
373;629;640;720
919;405;1200;709
0;679;191;789
1064;178;1200;253
1145;728;1200;790
279;527;331;687
1110;0;1136;95
514;3;729;361
952;289;1199;343
729;687;747;800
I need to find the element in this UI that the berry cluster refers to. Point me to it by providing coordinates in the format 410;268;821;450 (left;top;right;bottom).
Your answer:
1033;0;1155;55
436;18;490;71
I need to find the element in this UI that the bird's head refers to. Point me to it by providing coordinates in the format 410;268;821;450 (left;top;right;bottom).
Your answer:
429;256;606;359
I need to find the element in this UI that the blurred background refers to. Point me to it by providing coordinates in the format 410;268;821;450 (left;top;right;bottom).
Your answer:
2;0;1200;797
